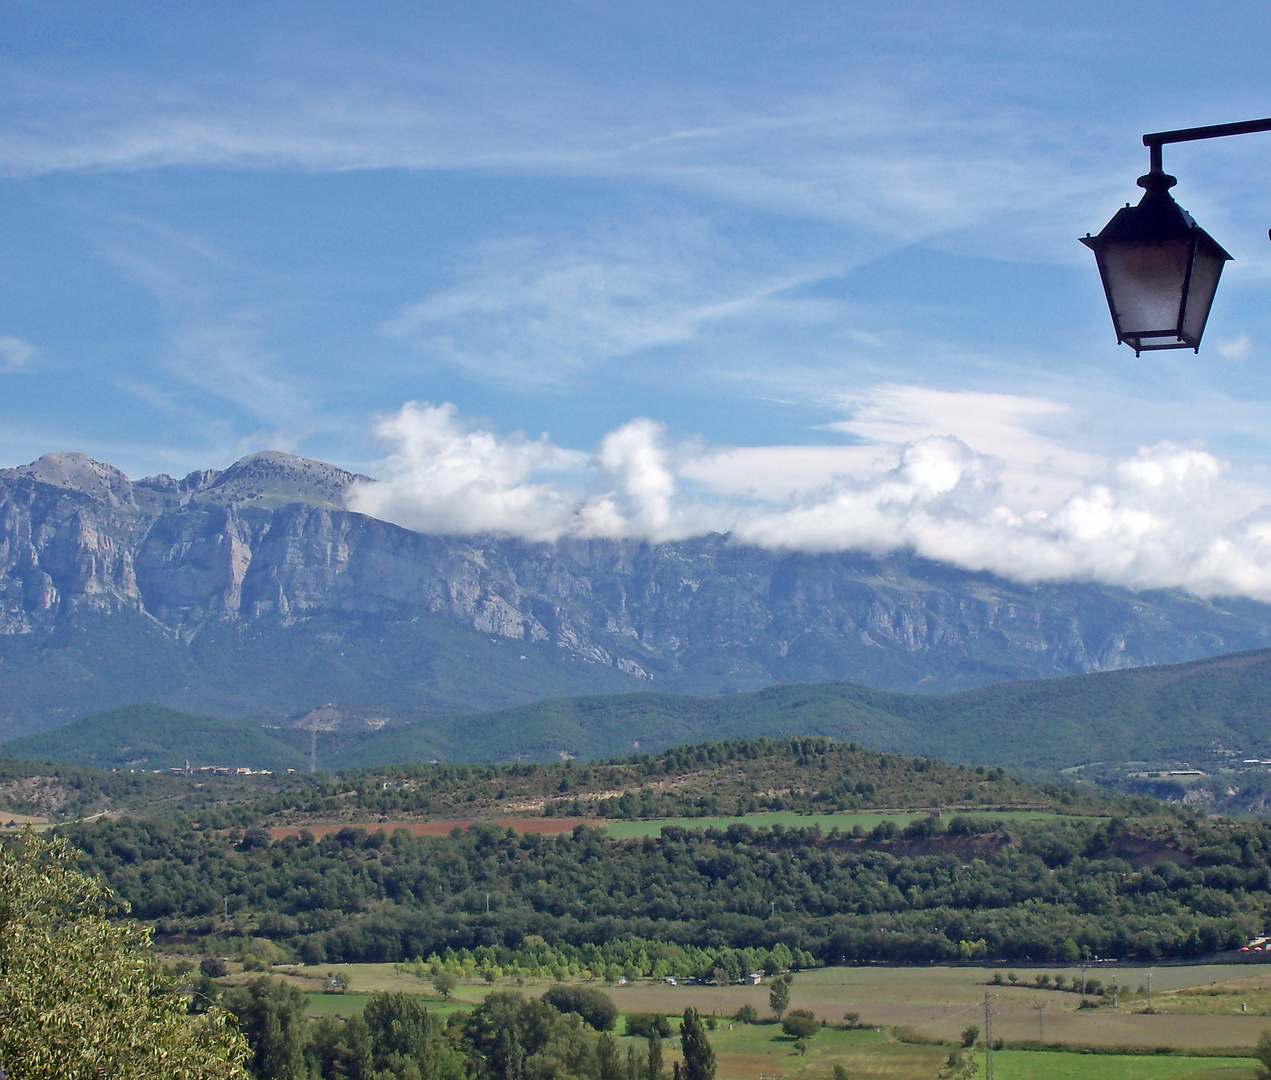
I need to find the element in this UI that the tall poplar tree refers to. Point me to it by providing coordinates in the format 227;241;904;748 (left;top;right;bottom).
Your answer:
679;1009;715;1080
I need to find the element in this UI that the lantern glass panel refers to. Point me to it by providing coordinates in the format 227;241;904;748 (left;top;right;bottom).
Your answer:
1181;244;1225;344
1101;237;1192;339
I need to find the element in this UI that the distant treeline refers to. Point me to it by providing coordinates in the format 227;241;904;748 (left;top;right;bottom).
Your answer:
58;809;1271;965
395;940;817;985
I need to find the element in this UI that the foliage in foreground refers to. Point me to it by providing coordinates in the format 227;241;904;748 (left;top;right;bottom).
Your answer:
0;830;249;1080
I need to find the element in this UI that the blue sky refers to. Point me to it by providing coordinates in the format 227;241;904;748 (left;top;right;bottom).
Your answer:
6;2;1271;596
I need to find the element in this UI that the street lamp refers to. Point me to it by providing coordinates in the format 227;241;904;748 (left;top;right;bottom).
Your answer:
1083;116;1271;356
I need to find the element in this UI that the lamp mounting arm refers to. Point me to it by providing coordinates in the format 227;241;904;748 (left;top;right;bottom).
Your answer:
1143;116;1271;174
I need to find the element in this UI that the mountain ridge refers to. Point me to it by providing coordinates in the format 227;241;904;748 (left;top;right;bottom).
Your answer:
4;449;1271;737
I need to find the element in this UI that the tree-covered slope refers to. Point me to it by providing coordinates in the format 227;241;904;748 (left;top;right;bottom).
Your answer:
10;643;1271;775
58;809;1271;966
329;645;1271;771
0;735;1074;825
0;704;308;772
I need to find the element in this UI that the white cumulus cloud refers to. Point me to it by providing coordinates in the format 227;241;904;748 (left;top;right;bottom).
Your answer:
345;402;586;541
347;388;1271;601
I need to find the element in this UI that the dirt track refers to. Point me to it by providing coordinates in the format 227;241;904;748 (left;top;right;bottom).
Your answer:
266;818;601;840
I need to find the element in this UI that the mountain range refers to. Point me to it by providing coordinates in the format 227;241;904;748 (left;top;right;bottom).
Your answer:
4;449;1271;740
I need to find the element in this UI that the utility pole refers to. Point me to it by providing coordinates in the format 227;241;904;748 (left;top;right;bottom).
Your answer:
1112;975;1118;1008
1036;1003;1044;1042
1148;972;1153;1011
1080;964;1087;997
984;992;995;1080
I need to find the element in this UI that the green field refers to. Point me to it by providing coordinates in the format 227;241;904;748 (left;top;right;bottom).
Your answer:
986;1050;1256;1080
602;809;1063;838
304;993;374;1018
303;993;472;1020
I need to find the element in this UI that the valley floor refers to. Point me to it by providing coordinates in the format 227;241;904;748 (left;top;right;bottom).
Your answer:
244;961;1271;1080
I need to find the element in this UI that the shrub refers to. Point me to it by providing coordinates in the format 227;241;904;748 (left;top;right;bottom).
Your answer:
542;985;618;1031
625;1012;672;1039
781;1009;820;1040
734;1004;758;1024
201;957;228;978
1255;1029;1271;1075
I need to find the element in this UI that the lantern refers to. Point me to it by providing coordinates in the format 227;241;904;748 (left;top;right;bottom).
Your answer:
1082;168;1231;355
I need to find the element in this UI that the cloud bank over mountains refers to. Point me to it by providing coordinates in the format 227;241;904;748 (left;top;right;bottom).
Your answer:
346;385;1271;602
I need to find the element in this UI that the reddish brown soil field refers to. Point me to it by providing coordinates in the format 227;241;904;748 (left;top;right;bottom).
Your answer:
266;818;601;840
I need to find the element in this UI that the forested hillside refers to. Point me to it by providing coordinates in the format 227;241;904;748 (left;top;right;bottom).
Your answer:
0;737;1062;825
12;642;1271;776
61;810;1271;968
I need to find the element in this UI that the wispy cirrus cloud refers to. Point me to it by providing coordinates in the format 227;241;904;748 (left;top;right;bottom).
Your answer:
91;214;314;429
0;335;36;372
0;48;1120;259
382;220;839;384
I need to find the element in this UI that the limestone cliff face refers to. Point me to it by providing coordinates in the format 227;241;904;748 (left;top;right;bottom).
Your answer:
3;450;1271;730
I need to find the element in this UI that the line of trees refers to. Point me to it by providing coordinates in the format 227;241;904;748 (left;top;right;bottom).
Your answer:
214;980;718;1080
395;940;813;986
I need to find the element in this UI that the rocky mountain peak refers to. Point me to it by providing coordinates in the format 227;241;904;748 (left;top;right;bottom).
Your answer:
1;452;135;507
187;451;372;510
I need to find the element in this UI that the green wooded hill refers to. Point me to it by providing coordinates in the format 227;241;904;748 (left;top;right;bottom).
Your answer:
0;733;1085;826
6;644;1271;773
0;704;310;772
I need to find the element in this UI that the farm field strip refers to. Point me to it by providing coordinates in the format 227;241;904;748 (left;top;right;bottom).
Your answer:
602;809;1064;838
296;990;1261;1080
984;1050;1255;1080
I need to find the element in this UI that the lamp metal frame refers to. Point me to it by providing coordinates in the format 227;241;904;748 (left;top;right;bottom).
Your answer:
1083;116;1271;355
